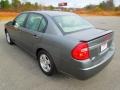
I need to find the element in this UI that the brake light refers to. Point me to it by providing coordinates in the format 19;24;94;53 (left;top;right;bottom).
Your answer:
71;42;90;60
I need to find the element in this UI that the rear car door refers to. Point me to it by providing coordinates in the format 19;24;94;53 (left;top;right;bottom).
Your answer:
20;13;47;54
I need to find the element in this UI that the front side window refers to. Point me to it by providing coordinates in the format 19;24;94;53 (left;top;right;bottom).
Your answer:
15;13;28;27
53;15;94;33
25;13;43;31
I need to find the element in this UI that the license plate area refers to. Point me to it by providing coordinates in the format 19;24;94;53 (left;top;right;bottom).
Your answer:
101;42;107;52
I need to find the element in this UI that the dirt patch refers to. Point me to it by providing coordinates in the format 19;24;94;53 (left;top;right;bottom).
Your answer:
0;11;119;21
0;12;19;21
74;10;120;16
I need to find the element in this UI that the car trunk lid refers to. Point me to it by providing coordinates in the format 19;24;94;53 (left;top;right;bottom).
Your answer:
65;28;113;61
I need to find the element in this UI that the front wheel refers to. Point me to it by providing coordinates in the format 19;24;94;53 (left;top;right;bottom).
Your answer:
5;31;14;45
37;50;56;76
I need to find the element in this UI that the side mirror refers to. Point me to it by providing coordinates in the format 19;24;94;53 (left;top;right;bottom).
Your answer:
12;20;19;28
12;20;16;25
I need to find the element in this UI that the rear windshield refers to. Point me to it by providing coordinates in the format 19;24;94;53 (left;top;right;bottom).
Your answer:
53;15;94;33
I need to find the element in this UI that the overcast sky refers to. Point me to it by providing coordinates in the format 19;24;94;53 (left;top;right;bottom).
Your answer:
10;0;120;8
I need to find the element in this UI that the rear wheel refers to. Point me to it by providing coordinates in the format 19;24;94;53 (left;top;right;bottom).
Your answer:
5;31;14;45
37;50;56;76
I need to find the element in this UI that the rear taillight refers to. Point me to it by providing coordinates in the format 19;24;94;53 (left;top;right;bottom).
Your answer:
71;42;90;61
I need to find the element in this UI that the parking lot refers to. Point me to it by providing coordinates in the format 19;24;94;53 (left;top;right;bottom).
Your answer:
0;16;120;90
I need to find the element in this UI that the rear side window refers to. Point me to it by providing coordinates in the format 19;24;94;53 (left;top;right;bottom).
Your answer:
15;13;28;27
38;18;47;32
25;13;43;31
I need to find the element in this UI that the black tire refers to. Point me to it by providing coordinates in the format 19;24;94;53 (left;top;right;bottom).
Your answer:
37;50;56;76
5;31;14;45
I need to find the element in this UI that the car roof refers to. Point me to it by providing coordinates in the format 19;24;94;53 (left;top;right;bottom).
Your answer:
24;10;75;17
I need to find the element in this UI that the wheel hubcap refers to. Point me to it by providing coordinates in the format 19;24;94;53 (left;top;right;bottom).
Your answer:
6;33;10;43
40;54;51;72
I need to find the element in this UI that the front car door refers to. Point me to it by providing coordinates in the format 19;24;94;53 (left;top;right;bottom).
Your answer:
20;13;47;55
9;13;28;44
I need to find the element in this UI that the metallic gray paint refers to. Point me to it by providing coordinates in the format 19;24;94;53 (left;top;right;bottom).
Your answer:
5;11;115;79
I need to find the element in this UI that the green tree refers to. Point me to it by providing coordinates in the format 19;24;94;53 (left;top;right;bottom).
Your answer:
99;1;106;10
0;0;4;9
4;0;10;9
34;2;39;9
0;0;5;9
47;5;54;10
85;4;96;10
12;0;21;8
0;1;1;8
21;2;33;11
0;0;10;9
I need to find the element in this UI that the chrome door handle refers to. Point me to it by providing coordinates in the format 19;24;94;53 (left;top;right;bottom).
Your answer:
33;34;39;39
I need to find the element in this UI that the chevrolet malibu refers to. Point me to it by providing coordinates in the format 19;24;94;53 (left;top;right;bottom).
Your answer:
5;11;115;79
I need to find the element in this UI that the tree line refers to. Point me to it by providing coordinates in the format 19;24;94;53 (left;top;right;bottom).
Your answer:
0;0;55;12
0;0;120;12
85;0;120;11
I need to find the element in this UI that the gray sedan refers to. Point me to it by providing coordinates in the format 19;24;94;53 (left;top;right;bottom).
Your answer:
5;11;115;79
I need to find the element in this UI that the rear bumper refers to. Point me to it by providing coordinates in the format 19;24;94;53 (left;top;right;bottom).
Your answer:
78;55;113;80
73;48;115;80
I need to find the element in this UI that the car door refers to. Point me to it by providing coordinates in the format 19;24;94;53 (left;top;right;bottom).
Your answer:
20;13;47;54
9;13;28;44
